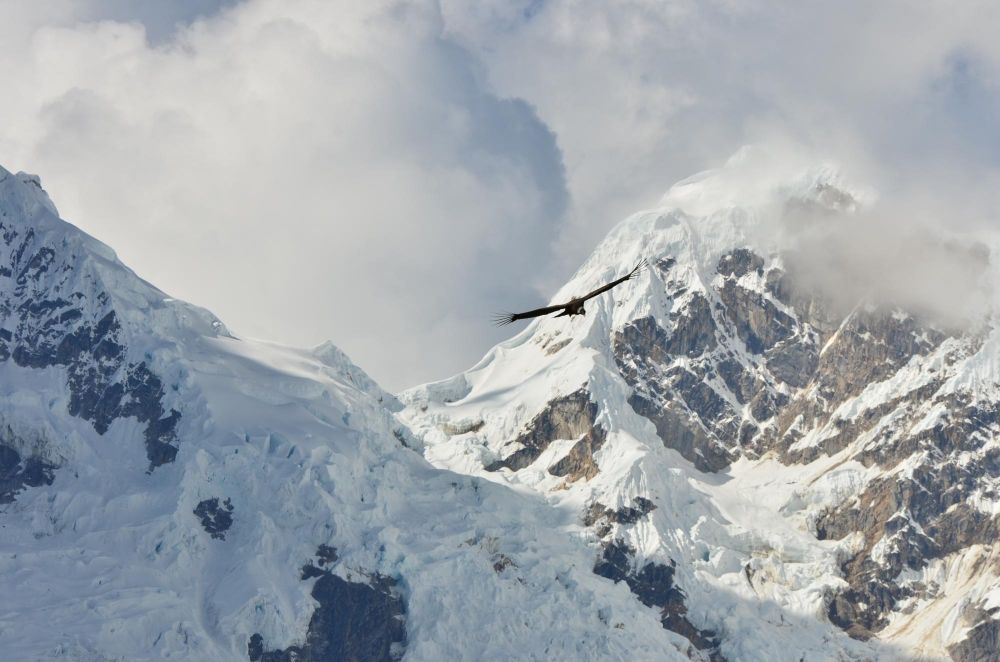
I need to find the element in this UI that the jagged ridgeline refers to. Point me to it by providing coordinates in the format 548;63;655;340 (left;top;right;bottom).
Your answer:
403;153;1000;661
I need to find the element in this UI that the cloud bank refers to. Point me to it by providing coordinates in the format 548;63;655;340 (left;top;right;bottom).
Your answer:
441;0;1000;257
0;1;567;390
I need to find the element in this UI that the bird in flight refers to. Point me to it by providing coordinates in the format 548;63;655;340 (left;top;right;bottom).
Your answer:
493;259;648;326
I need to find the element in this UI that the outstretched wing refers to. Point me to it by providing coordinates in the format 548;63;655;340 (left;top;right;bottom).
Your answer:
492;304;566;327
578;259;647;303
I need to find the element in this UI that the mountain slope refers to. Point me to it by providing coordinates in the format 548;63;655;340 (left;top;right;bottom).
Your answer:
0;165;702;661
402;149;1000;661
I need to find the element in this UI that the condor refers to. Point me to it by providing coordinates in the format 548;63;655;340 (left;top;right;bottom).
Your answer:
493;260;647;326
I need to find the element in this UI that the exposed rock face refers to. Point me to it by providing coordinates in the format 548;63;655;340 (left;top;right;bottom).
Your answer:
717;272;796;356
607;245;1000;652
814;395;1000;638
771;310;949;465
0;441;55;504
615;316;733;472
0;218;180;470
485;389;606;482
584;497;657;539
612;251;811;470
193;497;234;540
315;544;339;567
250;547;406;662
463;534;518;574
594;540;722;660
948;616;1000;662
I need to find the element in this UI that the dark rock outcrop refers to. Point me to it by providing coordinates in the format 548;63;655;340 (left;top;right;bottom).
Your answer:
251;547;406;662
0;442;56;504
948;615;1000;662
193;497;234;540
717;278;796;355
611;249;823;471
663;294;720;358
614;316;733;472
716;248;764;279
594;540;722;660
0;221;180;470
584;497;658;538
817;444;1000;637
606;244;1000;645
486;389;606;482
315;544;339;567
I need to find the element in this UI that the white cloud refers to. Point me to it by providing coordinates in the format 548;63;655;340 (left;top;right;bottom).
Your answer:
0;0;567;390
441;0;1000;267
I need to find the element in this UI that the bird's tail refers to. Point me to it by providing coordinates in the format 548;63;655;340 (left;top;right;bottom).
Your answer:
491;312;517;327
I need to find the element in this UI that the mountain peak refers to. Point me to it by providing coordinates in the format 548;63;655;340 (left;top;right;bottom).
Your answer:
564;149;868;313
0;166;60;222
659;146;865;218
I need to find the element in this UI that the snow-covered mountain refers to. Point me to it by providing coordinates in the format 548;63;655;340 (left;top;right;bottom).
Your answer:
0;164;706;661
4;149;999;662
402;149;1000;661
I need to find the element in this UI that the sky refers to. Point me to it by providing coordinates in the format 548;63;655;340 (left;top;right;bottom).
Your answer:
1;0;999;391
